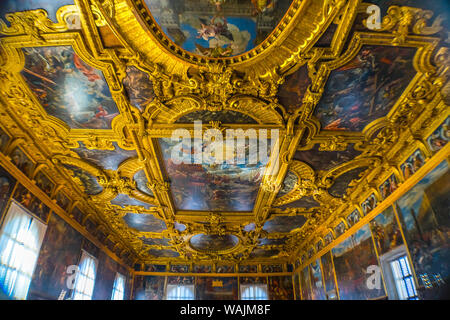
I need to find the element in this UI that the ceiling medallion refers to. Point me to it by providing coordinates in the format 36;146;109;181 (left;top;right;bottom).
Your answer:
189;233;240;253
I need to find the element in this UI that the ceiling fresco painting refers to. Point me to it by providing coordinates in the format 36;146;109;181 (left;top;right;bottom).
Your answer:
122;66;155;112
73;142;137;171
248;248;281;259
346;209;361;228
158;137;268;211
13;183;51;222
243;223;255;232
0;0;447;271
141;0;293;57
123;213;167;233
21;46;119;129
189;234;239;252
259;237;289;246
379;174;398;200
314;46;417;131
174;222;187;232
293;144;362;172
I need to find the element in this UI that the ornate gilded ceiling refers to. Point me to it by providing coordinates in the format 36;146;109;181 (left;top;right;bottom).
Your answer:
0;0;449;271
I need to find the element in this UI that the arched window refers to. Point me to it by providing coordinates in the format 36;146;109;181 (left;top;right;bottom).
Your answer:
240;284;268;300
0;201;47;300
166;284;195;300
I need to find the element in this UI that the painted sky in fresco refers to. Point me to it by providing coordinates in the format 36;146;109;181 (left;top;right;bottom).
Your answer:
111;193;154;209
159;137;269;211
134;170;154;197
277;171;297;197
175;110;257;124
278;65;311;113
263;215;306;233
74;142;137;171
63;164;103;195
143;0;292;57
123;66;155;112
294;143;362;171
123;213;167;233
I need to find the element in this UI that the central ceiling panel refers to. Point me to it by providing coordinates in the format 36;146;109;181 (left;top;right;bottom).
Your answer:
158;137;268;211
190;234;239;252
142;0;294;57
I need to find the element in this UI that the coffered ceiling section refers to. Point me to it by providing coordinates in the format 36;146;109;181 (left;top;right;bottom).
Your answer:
0;0;448;268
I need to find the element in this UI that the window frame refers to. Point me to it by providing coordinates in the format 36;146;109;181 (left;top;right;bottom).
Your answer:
390;255;418;300
165;284;195;300
379;245;418;300
0;200;47;300
111;272;126;300
71;249;98;300
240;284;269;300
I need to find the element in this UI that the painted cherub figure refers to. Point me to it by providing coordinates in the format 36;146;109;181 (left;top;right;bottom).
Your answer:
196;16;233;42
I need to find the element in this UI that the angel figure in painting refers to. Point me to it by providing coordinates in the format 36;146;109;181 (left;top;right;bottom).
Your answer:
196;16;233;42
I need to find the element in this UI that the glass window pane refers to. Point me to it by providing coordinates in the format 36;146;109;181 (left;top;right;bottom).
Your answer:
72;251;97;300
390;255;418;300
240;285;268;300
166;284;194;300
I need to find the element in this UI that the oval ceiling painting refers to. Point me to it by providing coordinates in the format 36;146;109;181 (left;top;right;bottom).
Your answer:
190;234;239;252
141;0;294;57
